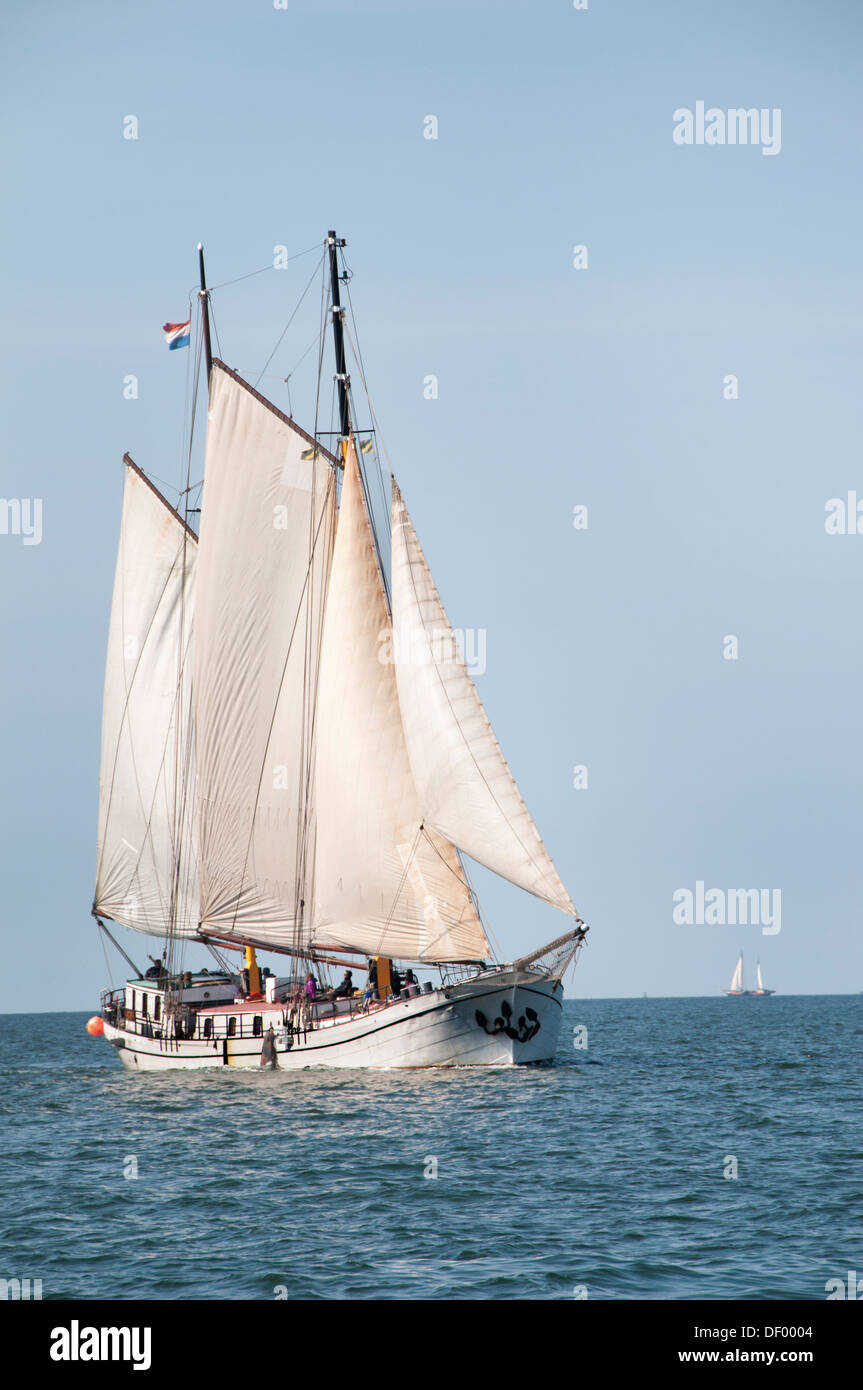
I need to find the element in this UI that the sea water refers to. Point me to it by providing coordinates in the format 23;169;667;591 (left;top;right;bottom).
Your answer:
1;996;860;1300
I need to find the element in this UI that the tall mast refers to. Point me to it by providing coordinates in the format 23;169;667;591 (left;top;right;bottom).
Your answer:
197;242;213;388
327;231;351;451
327;229;391;609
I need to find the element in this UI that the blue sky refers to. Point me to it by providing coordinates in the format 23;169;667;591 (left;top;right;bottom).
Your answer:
1;0;861;1010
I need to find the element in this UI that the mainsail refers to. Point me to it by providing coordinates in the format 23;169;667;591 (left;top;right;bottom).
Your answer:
94;460;198;936
193;362;336;945
390;482;576;916
729;954;744;992
756;959;764;992
311;442;489;961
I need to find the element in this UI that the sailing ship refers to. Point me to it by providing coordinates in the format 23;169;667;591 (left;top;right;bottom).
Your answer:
723;954;775;997
90;233;589;1071
750;959;775;997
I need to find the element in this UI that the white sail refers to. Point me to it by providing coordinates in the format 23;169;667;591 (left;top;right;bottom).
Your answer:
193;363;336;945
311;442;489;962
756;959;764;991
730;954;744;991
390;482;576;916
94;462;198;936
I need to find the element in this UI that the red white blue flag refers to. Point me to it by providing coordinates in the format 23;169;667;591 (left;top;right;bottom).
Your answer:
162;319;190;351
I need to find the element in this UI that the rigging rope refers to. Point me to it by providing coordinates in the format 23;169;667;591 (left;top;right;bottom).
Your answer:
419;825;497;957
343;277;391;533
253;251;326;390
208;295;223;360
341;317;392;603
209;240;323;291
97;921;115;992
373;825;423;960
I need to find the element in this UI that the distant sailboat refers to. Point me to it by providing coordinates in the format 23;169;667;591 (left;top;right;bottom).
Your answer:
750;959;775;997
723;954;775;997
725;952;747;996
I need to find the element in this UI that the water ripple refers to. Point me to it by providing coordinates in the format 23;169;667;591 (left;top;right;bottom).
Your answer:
0;997;860;1298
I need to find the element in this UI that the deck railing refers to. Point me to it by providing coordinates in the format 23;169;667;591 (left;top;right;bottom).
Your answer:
101;980;438;1042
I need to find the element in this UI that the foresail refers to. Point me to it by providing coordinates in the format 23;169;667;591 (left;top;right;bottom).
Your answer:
94;461;198;937
193;363;336;945
311;442;489;962
390;483;576;917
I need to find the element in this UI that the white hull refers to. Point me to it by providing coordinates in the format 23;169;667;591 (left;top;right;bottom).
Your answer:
102;970;564;1072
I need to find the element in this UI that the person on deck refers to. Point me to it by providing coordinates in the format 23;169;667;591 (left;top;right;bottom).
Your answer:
304;973;317;1002
363;960;378;1011
331;970;354;1001
390;965;403;997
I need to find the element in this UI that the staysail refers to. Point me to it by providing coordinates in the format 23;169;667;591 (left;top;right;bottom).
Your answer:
311;442;489;962
390;482;576;917
192;362;336;945
730;954;744;991
94;460;198;936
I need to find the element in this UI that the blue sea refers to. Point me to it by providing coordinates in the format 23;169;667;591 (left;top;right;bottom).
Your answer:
1;997;860;1300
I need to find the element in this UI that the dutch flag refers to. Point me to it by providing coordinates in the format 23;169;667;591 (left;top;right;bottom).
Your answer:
162;319;191;351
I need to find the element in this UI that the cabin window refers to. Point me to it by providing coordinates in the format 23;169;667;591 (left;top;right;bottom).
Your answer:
203;1017;213;1039
253;1015;263;1037
228;1017;237;1037
154;996;161;1022
131;990;136;1011
141;994;148;1017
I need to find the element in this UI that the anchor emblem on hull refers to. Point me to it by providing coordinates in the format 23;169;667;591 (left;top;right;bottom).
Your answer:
475;998;540;1042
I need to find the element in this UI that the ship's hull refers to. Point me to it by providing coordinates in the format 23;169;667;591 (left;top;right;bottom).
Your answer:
101;971;564;1072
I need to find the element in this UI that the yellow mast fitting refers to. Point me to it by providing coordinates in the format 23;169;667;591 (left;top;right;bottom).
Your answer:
245;945;262;996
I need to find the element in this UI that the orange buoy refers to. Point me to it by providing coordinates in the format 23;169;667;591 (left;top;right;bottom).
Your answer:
86;1015;104;1037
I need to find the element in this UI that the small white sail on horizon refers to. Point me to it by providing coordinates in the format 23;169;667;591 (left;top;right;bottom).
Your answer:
728;953;744;993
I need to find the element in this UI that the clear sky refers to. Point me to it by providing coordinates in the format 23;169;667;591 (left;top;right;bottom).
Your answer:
1;0;861;1011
